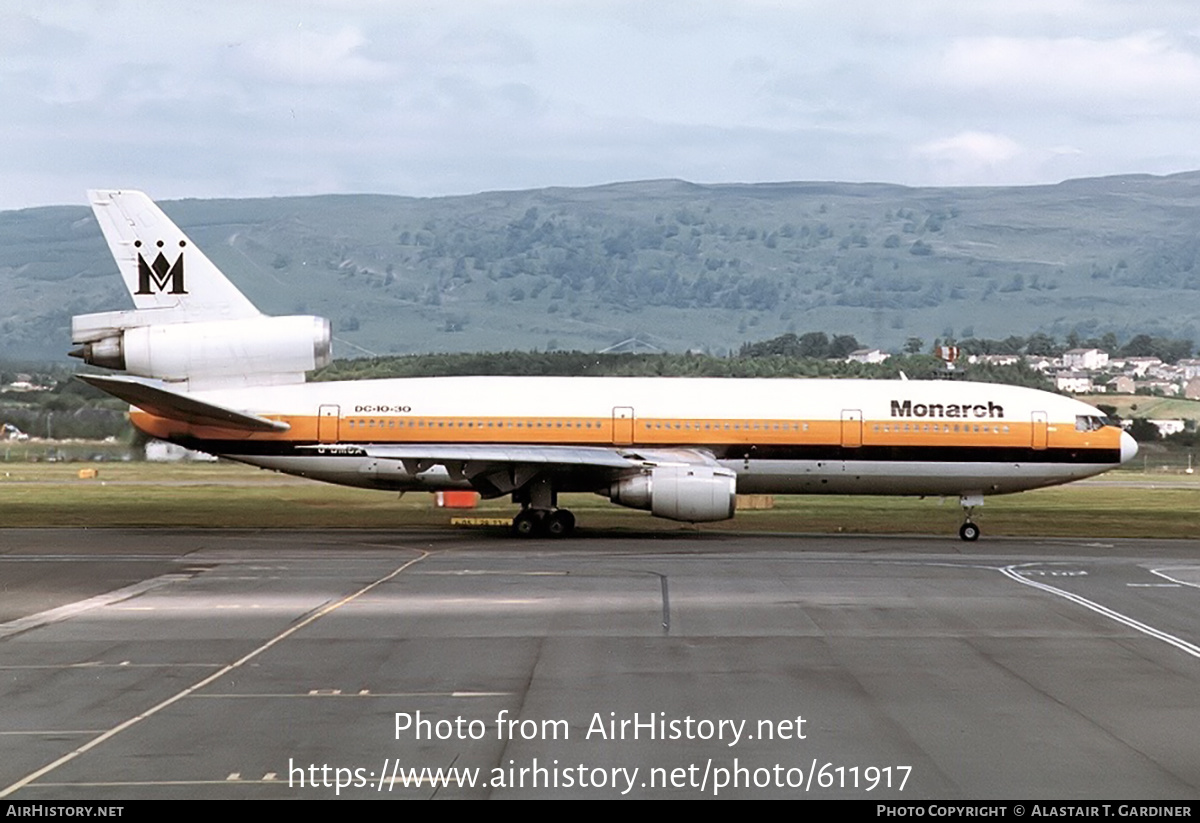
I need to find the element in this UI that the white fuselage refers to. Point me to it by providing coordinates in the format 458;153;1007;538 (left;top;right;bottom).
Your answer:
130;376;1136;499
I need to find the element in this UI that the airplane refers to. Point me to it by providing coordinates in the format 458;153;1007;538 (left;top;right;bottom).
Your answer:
69;190;1138;541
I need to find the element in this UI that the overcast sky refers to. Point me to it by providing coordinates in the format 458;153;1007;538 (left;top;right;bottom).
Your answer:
5;0;1200;210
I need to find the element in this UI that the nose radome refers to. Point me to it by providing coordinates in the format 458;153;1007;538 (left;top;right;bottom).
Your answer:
1120;431;1139;463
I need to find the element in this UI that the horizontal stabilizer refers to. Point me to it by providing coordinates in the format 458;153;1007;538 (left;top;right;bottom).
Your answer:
77;374;290;433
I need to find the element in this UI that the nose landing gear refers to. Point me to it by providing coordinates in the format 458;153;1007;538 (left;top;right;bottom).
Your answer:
958;492;984;542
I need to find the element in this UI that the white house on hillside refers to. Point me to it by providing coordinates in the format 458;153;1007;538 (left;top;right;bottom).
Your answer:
846;348;890;364
1055;371;1093;393
1063;348;1109;371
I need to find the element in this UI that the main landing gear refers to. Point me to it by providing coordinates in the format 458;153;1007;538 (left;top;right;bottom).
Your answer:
958;492;983;542
511;507;576;538
511;476;576;538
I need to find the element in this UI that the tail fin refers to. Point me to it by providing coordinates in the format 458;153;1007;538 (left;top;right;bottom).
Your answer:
72;190;331;391
87;189;260;322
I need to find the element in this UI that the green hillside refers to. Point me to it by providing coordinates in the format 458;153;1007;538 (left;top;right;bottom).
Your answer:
1078;395;1200;423
4;173;1200;361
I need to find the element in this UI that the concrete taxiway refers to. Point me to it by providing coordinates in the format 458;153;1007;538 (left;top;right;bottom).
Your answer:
1;528;1199;799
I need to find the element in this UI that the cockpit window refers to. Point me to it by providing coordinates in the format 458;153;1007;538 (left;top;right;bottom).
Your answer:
1076;415;1117;431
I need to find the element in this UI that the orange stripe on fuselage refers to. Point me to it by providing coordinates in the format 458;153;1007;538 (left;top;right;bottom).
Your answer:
128;410;1124;452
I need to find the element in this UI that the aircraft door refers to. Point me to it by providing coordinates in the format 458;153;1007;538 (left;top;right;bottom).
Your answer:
1031;411;1048;450
318;405;340;443
841;409;863;448
612;406;635;446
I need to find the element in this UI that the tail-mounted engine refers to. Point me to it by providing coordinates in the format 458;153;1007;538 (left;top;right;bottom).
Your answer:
70;311;332;389
605;464;737;523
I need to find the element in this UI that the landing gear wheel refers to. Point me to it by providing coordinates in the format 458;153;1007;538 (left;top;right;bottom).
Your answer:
545;509;576;538
959;522;980;542
512;509;544;538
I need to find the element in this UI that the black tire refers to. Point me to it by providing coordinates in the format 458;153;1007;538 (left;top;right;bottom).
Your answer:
959;522;981;542
545;509;576;538
512;510;542;537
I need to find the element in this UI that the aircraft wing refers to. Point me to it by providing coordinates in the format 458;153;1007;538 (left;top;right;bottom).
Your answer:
77;374;291;433
356;443;642;468
300;443;721;497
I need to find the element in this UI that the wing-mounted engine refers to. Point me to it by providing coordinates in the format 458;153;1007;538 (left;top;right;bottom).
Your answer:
605;464;737;522
70;311;332;389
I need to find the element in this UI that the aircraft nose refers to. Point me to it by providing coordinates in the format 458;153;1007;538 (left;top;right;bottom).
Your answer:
1120;431;1139;463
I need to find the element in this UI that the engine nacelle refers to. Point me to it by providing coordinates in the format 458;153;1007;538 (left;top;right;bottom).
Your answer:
606;464;737;523
71;314;332;386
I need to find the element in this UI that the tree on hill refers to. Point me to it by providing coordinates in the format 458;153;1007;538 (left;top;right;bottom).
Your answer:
1127;418;1161;442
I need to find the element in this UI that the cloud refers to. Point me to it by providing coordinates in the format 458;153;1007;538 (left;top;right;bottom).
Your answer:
912;131;1025;184
939;32;1200;109
916;131;1021;164
244;25;394;85
434;24;536;67
9;1;1200;209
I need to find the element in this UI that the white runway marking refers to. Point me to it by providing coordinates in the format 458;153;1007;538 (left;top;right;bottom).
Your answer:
0;550;430;799
1001;564;1200;661
1151;567;1200;591
0;730;103;736
191;690;512;699
0;574;192;639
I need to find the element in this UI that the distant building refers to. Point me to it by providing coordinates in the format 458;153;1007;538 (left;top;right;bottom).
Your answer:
1124;357;1163;377
1134;380;1180;396
1149;419;1186;437
3;380;50;392
1178;359;1200;380
599;337;663;354
1185;377;1200;400
1055;371;1093;394
846;348;889;364
1024;355;1055;372
145;440;218;462
1148;363;1183;382
1;423;29;441
1063;348;1109;371
1108;375;1135;394
969;354;1021;366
